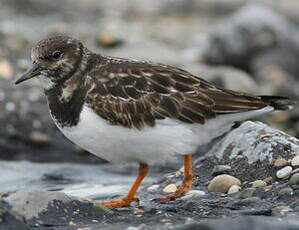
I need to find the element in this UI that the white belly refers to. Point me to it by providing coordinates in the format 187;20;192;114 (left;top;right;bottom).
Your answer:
54;105;273;165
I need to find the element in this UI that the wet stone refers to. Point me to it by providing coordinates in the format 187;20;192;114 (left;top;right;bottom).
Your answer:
29;131;51;145
279;187;294;195
182;190;205;200
252;180;267;188
212;165;232;176
163;184;177;193
274;158;288;167
289;173;299;186
239;188;256;199
227;185;241;194
291;156;299;167
208;174;241;193
276;166;293;179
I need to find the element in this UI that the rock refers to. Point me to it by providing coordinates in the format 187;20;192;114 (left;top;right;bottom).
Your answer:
289;173;299;186
208;174;241;193
176;216;299;230
263;177;273;183
29;131;51;145
3;189;73;220
200;121;299;182
0;60;13;79
163;184;177;193
239;188;255;199
291;155;299;167
182;190;205;200
227;185;241;194
95;28;124;48
274;158;288;167
212;165;232;176
202;5;299;78
252;180;267;188
276;166;293;179
0;199;27;230
147;184;159;192
279;187;293;195
2;189;108;226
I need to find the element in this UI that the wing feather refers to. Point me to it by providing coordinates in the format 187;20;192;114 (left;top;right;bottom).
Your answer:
85;57;269;129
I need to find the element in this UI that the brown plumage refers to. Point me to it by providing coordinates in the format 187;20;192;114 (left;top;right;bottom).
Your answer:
84;56;294;130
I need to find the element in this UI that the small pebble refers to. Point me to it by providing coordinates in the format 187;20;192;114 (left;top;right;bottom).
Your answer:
263;177;273;183
276;166;293;179
182;190;205;199
279;187;293;195
239;188;255;199
274;158;288;167
163;184;177;193
263;185;273;191
212;165;232;176
227;185;241;194
292;168;299;174
288;173;299;186
208;174;241;193
147;184;159;192
252;180;267;188
29;131;51;145
291;155;299;167
0;59;13;79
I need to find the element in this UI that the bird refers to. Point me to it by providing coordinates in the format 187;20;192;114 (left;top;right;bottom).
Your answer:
15;35;295;208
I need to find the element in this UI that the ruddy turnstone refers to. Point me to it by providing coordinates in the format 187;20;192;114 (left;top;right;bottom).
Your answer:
15;35;295;208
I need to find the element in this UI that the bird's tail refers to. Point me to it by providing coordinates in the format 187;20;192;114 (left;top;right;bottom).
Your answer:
259;96;297;111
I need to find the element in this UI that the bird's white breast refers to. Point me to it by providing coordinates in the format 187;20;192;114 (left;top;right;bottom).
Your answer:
55;105;273;165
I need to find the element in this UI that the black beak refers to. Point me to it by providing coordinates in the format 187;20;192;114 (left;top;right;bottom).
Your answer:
15;62;42;85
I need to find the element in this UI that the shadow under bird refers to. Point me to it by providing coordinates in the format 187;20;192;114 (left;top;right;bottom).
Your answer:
15;35;295;208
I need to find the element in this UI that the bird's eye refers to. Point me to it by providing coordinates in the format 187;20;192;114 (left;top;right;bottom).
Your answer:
52;51;62;59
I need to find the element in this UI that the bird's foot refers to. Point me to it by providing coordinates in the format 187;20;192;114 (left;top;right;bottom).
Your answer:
101;197;139;208
156;173;198;203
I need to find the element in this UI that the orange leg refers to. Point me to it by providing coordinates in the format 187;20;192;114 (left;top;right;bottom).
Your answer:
101;163;148;208
157;154;197;203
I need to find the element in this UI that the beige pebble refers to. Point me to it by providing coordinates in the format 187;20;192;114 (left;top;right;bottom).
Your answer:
263;177;273;183
291;155;299;167
208;174;241;193
292;168;299;174
163;184;177;193
274;158;288;167
227;185;241;194
252;180;267;188
29;131;51;145
263;185;273;191
0;60;13;79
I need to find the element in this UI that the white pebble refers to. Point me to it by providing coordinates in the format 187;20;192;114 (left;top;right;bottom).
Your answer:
291;155;299;167
147;184;159;192
182;190;205;199
276;166;293;179
163;184;177;193
227;185;241;194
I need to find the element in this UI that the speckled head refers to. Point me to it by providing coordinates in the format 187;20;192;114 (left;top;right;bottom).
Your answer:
15;35;86;86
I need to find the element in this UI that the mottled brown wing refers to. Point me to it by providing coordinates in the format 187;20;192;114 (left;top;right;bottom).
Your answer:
85;59;268;129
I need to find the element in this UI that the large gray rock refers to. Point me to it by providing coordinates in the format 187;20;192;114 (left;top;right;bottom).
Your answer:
202;5;299;79
209;121;299;164
0;199;27;230
2;189;109;227
195;121;299;182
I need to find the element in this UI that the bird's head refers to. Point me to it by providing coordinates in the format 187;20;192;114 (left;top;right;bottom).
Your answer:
15;35;87;88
